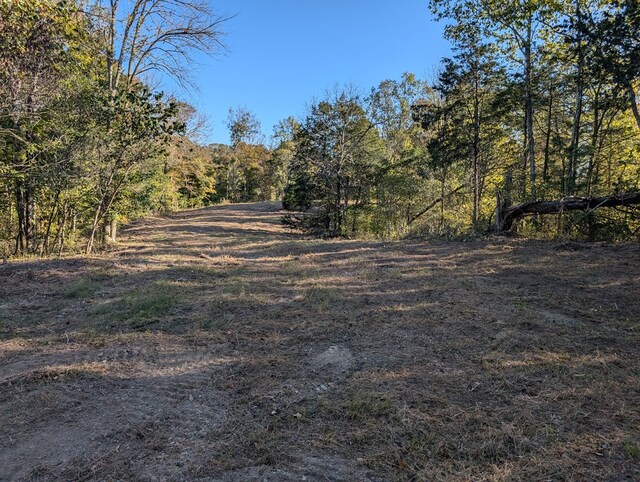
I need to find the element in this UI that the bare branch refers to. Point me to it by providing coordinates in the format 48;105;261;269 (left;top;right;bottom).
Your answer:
94;0;232;92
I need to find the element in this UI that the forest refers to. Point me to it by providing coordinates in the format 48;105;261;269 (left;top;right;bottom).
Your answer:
2;0;639;259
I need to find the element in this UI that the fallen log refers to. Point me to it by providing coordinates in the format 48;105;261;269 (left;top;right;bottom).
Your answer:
495;191;640;233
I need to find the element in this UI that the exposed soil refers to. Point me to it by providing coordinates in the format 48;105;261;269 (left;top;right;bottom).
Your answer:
1;201;639;481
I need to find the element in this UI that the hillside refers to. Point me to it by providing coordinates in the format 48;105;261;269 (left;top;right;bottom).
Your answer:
1;202;639;481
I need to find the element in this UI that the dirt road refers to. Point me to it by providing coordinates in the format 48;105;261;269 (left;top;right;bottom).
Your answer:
1;202;639;480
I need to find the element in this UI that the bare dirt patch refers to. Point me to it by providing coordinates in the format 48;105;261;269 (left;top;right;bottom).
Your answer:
1;201;639;481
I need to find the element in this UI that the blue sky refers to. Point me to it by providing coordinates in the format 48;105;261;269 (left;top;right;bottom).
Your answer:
169;1;451;145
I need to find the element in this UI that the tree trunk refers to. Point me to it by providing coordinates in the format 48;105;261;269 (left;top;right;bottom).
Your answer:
30;197;38;254
472;61;481;225
40;190;60;256
439;171;446;232
566;0;584;195
624;80;640;131
523;16;537;202
14;178;30;255
351;185;362;233
543;80;553;182
494;168;514;233
86;202;103;254
586;89;603;196
54;200;68;256
110;218;117;243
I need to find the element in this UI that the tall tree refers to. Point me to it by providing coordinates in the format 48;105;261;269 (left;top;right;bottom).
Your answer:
585;0;640;130
443;25;504;224
81;0;229;252
91;0;229;94
565;0;586;195
227;107;262;147
367;73;432;235
430;0;557;202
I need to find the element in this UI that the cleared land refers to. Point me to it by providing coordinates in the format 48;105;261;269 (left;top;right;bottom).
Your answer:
1;201;639;481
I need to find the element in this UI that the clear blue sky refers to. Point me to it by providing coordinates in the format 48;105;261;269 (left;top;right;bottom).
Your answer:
170;1;451;145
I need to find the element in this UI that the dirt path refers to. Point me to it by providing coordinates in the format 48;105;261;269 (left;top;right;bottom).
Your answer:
1;202;639;481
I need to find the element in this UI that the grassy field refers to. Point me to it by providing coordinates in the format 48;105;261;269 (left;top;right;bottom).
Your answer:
1;202;639;481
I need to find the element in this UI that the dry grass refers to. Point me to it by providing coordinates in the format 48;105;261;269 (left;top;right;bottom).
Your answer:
0;201;639;481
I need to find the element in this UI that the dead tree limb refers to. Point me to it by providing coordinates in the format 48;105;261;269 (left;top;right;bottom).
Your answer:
495;190;640;233
408;185;466;225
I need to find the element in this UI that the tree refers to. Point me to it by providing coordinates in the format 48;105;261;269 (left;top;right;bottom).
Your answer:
81;0;229;252
495;191;640;233
285;90;384;236
158;102;217;210
439;26;505;225
83;88;182;253
367;73;432;236
584;0;640;130
267;117;301;200
211;107;271;203
430;0;559;202
90;0;229;94
0;0;235;258
227;107;263;147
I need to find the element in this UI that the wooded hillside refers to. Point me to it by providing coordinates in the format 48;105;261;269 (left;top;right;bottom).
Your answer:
2;0;639;259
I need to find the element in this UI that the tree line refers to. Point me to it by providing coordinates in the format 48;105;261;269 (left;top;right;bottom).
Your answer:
2;1;639;259
282;0;640;238
0;0;228;256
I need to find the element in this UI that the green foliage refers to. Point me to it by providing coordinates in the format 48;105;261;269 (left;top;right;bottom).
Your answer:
210;142;273;203
282;0;640;239
1;1;639;250
285;1;640;240
227;107;262;147
284;89;386;236
0;0;228;257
